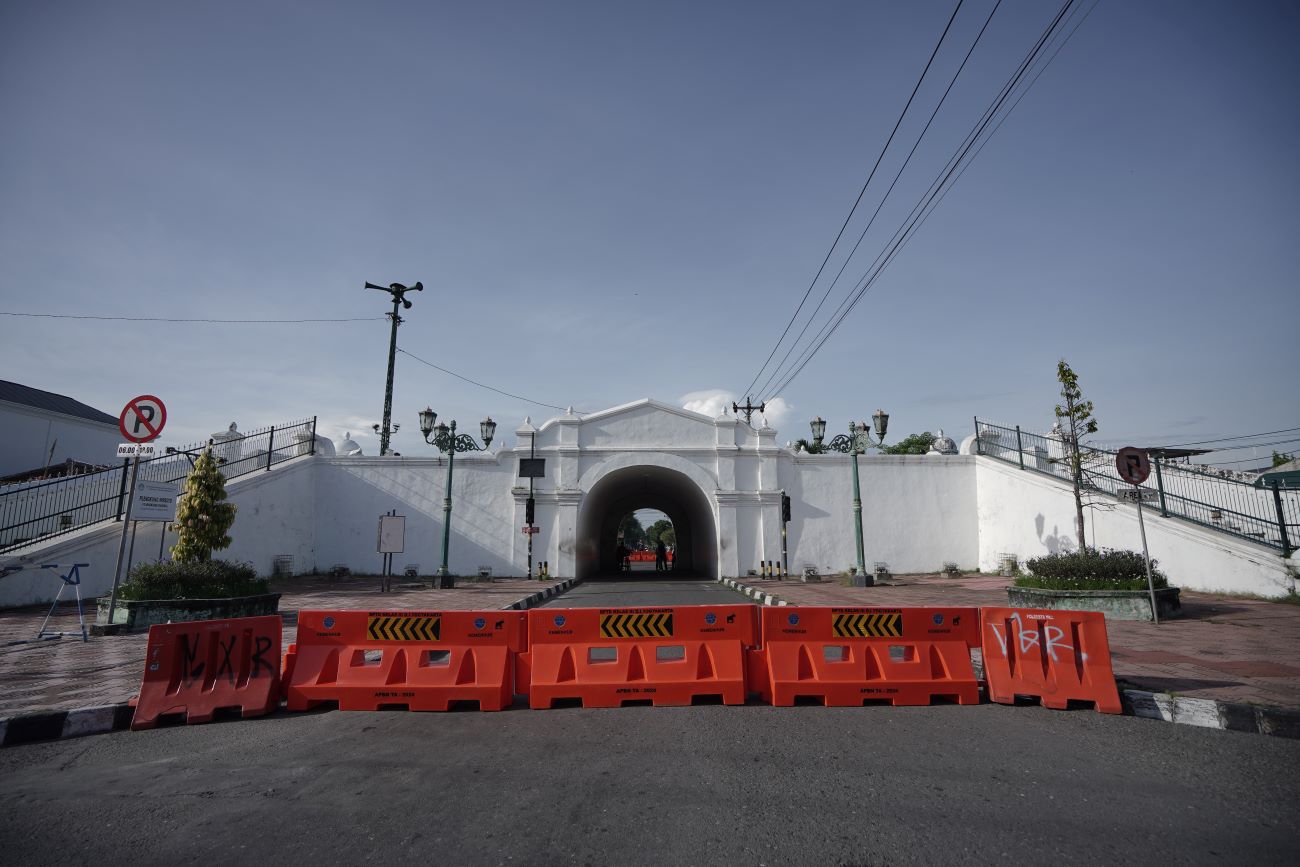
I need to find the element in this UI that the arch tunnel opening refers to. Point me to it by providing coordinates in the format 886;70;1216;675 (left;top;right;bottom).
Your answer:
576;465;718;581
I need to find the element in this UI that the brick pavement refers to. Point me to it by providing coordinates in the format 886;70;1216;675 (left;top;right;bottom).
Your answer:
0;576;565;718
730;573;1300;711
4;572;1298;722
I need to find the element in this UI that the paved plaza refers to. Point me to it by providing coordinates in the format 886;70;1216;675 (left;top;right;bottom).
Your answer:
1;571;1298;727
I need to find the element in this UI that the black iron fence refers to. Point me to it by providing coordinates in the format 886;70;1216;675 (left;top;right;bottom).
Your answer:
974;419;1298;555
0;417;317;552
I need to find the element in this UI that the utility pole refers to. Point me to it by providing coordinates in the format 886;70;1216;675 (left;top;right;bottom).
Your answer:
732;396;765;426
365;280;423;456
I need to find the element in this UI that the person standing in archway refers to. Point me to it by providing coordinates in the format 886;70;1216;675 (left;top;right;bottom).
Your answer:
655;539;667;573
616;541;628;572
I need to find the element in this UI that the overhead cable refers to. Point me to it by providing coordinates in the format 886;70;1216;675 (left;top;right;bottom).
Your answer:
397;347;585;415
739;0;967;400
0;311;384;323
764;0;1085;402
753;0;1004;399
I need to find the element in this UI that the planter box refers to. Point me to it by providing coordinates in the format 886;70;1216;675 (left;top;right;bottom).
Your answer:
1007;586;1181;622
96;593;281;631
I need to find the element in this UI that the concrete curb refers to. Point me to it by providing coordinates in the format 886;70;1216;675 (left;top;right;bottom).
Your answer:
719;576;1300;741
500;577;582;611
1120;688;1300;739
1;579;584;749
717;577;791;607
1;704;134;747
6;579;1295;746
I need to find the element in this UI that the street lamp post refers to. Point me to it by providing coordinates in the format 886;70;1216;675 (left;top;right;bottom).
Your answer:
366;280;423;456
418;408;496;588
813;410;889;582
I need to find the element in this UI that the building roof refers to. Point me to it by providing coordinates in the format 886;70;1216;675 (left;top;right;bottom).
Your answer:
0;380;117;427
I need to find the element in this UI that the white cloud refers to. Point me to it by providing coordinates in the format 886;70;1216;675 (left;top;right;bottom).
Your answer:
679;389;794;432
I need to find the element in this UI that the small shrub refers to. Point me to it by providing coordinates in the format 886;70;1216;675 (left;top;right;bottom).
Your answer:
1017;548;1167;592
118;559;269;600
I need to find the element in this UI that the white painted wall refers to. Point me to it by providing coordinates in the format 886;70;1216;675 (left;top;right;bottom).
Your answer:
976;457;1297;597
0;458;317;607
783;454;979;575
0;401;121;477
4;401;1294;606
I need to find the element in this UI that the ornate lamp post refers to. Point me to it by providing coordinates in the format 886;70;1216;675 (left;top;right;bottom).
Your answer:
419;408;496;588
812;410;889;582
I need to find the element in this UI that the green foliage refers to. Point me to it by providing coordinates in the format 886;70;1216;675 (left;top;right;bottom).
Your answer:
1017;548;1167;592
793;439;826;454
646;518;674;547
1055;359;1099;550
618;513;646;549
1273;451;1295;468
171;447;237;562
1054;360;1098;437
882;432;936;455
117;559;268;600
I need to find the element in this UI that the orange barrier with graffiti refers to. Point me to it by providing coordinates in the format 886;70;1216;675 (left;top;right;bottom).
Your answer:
132;615;282;730
519;605;758;709
283;610;527;712
980;607;1122;714
748;606;981;707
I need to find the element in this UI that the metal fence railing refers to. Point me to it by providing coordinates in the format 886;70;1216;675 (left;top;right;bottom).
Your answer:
974;419;1298;555
0;417;317;552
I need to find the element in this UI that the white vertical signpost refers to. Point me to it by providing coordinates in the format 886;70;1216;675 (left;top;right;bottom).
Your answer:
377;511;405;592
1116;446;1159;626
107;395;167;626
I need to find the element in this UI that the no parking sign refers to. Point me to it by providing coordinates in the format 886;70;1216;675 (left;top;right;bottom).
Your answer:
119;395;167;443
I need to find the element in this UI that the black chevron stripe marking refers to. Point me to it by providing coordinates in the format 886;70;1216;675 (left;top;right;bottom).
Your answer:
833;612;902;638
366;615;441;642
600;612;675;639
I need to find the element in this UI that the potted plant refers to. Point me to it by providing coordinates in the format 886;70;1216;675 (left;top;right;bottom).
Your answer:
97;446;279;630
1007;548;1180;622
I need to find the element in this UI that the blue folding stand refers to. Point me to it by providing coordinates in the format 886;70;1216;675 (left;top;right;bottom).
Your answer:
34;563;91;642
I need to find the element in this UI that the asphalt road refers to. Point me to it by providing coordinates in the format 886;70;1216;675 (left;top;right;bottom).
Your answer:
2;702;1298;865
544;577;753;607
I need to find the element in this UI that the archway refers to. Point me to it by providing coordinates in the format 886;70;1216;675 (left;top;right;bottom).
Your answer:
576;464;717;580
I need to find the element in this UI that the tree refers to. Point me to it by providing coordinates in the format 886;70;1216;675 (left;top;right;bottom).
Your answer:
1054;360;1099;551
618;513;646;549
647;518;674;546
792;439;826;454
171;446;237;563
1273;451;1296;468
881;432;936;455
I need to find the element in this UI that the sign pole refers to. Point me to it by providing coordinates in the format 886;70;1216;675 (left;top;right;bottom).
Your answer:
106;454;142;625
1115;446;1158;626
108;393;169;626
1134;482;1159;626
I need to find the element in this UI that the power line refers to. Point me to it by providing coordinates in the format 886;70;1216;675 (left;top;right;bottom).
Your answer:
764;0;1085;401
1202;436;1300;453
739;0;967;400
1149;427;1300;449
765;0;1084;401
397;347;585;415
753;0;1004;399
0;311;384;324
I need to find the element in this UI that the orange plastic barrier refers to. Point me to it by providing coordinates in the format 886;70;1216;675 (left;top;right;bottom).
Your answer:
283;610;526;712
980;607;1122;714
749;606;981;707
131;615;282;730
519;605;758;709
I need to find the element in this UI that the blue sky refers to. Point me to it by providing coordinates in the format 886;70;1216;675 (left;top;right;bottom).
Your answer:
1;1;1296;468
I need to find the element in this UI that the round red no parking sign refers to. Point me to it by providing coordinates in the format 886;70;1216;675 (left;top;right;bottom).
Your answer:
119;395;167;443
1115;446;1151;485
